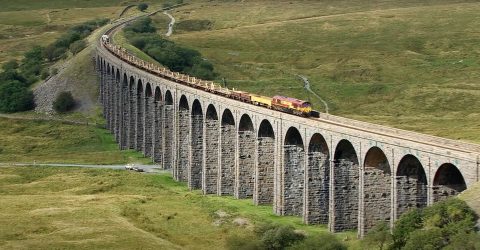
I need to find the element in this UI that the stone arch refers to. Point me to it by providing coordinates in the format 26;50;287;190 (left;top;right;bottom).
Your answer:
283;127;305;216
176;94;190;182
219;109;236;195
433;163;466;202
163;89;174;169
255;119;275;205
190;99;203;190
165;90;173;105
362;146;391;235
203;104;219;194
135;79;144;152
237;114;255;199
305;133;330;224
330;139;359;232
127;76;136;149
396;154;427;218
151;86;163;163
143;83;153;157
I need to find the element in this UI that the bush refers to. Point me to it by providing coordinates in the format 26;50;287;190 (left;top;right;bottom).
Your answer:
69;40;87;54
138;3;148;11
261;225;304;250
53;91;75;113
0;81;35;113
40;68;50;80
363;221;392;250
288;233;346;250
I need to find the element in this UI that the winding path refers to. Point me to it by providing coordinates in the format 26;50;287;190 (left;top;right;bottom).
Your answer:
297;74;329;114
163;11;175;37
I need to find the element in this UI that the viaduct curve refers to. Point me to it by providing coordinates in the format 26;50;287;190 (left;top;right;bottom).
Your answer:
95;18;480;237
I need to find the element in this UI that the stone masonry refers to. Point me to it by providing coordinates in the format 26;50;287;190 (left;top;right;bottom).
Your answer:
163;105;174;169
219;123;235;195
203;119;219;194
152;100;163;163
144;94;153;157
176;108;190;182
236;131;256;198
304;151;329;224
330;159;359;232
283;145;305;216
189;114;203;189
255;137;275;205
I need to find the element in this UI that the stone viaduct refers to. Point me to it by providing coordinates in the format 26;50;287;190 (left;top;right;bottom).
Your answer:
96;35;479;237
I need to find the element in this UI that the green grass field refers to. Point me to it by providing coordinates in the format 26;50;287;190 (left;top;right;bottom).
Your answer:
0;166;360;249
0;117;149;164
156;0;480;143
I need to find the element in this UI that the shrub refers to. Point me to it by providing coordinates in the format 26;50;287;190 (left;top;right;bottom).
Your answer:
288;233;346;250
138;3;148;11
0;81;35;113
69;40;87;54
363;221;392;250
40;68;50;80
53;91;75;113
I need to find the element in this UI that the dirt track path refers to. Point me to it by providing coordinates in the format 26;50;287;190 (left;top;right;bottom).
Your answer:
164;11;175;36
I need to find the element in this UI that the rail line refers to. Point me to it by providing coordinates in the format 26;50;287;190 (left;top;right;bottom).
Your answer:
98;9;480;156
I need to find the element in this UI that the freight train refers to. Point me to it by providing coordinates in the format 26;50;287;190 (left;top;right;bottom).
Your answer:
101;36;320;117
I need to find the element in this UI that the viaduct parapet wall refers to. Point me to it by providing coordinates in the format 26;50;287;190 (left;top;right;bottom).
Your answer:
96;41;479;237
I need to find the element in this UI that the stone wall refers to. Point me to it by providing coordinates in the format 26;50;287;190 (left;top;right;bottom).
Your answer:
330;159;359;232
305;152;329;224
152;101;163;163
204;119;219;194
396;176;427;218
144;96;153;157
176;109;190;182
135;93;144;152
189;115;203;189
432;185;464;202
283;145;304;216
236;131;255;198
128;85;136;149
255;137;274;205
163;105;174;169
120;83;127;149
363;168;391;234
219;124;235;195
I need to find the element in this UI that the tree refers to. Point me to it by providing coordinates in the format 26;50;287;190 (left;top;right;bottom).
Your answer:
288;233;346;250
69;40;87;54
138;3;149;11
53;91;75;113
0;81;34;113
363;221;392;250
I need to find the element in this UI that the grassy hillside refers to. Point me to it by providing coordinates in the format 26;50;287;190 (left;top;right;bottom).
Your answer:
0;166;360;249
0;117;149;164
159;0;480;143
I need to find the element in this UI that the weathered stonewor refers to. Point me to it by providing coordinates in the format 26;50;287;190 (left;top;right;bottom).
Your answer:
105;74;112;129
135;91;144;152
120;81;129;149
283;144;305;216
432;184;464;202
163;105;174;169
108;75;115;132
143;95;153;157
114;76;121;142
189;114;203;189
236;131;255;199
304;151;329;224
203;119;219;194
362;168;391;235
176;109;190;181
254;137;274;205
396;176;427;218
219;124;235;195
128;84;136;149
152;100;163;163
330;159;359;232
